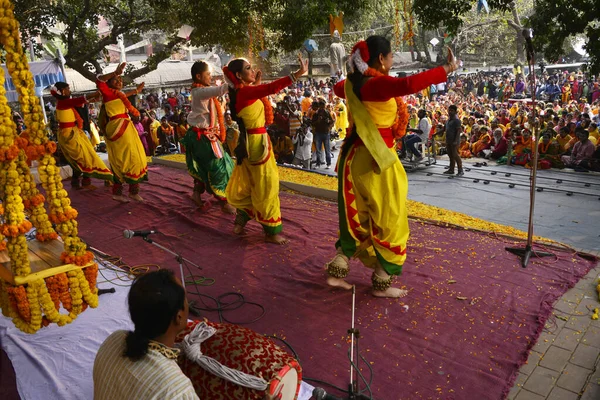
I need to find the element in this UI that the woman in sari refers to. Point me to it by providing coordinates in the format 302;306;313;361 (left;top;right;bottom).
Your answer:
224;56;307;244
325;36;458;297
96;62;148;202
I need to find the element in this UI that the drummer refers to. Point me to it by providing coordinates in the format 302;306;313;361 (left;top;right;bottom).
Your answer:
93;269;198;399
93;270;282;400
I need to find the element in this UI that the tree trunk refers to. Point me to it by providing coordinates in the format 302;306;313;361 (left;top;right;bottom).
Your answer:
508;1;525;63
420;28;432;64
412;38;422;62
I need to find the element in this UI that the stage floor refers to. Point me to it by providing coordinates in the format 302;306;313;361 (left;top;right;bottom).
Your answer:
1;164;597;399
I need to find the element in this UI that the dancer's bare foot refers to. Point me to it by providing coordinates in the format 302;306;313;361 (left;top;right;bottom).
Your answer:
265;234;289;245
233;224;245;235
221;203;236;215
129;194;144;202
191;192;204;207
372;287;409;298
112;195;130;203
326;276;353;290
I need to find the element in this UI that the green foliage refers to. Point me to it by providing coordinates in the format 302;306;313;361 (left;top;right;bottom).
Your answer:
412;0;599;73
10;0;368;82
413;0;512;33
527;0;600;74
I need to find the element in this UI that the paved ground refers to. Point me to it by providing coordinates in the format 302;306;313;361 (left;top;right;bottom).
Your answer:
507;261;600;400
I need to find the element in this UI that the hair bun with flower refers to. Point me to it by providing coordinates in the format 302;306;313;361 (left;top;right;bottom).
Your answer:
49;85;59;98
222;66;243;89
348;40;370;75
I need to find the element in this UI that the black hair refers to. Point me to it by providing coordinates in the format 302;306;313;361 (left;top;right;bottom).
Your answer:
52;81;70;100
226;58;249;164
449;105;458;112
343;35;392;154
191;61;209;82
347;36;391;102
124;269;186;361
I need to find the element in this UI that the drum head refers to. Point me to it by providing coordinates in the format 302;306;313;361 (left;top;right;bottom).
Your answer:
268;362;301;400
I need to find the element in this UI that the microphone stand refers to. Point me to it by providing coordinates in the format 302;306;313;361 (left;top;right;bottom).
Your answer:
141;235;204;314
506;32;553;268
312;285;372;400
347;285;371;400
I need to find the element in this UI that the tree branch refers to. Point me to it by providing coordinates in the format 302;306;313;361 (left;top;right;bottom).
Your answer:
65;0;91;58
460;18;502;32
507;19;522;31
70;19;153;65
65;59;98;82
125;36;186;81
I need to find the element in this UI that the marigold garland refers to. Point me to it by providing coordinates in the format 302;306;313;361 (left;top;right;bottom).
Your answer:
262;98;274;126
0;0;99;334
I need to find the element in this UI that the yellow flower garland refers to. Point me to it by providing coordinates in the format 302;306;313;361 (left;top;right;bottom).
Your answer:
0;0;99;334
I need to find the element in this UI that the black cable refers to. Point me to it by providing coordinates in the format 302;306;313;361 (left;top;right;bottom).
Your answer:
266;333;353;396
266;335;301;362
182;259;266;325
303;377;348;395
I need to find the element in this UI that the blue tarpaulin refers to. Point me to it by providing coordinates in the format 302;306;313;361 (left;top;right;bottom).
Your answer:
1;60;64;102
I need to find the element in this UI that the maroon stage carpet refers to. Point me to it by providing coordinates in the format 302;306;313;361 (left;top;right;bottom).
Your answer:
2;164;597;400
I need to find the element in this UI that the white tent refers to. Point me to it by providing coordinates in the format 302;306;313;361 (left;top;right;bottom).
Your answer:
65;59;224;93
1;60;65;102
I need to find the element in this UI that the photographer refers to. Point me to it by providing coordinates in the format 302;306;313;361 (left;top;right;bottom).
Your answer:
292;118;313;169
311;98;334;169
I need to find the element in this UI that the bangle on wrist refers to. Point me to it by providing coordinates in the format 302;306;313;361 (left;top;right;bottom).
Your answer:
290;73;297;83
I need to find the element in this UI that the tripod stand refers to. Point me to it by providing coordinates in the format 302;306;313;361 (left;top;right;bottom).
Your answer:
140;235;204;314
506;29;553;268
313;285;372;400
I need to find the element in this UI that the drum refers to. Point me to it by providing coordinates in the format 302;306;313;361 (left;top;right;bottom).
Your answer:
176;320;302;400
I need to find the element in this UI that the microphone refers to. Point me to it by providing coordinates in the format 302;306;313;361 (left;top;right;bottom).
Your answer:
312;387;343;400
123;229;159;239
522;29;534;62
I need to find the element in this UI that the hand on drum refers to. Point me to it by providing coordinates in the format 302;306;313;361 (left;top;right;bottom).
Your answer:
263;385;282;400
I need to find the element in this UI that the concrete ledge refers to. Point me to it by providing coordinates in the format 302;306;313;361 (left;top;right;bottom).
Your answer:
152;157;187;170
279;181;337;201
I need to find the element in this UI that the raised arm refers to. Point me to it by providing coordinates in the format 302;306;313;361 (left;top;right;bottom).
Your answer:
191;84;229;100
236;76;293;103
97;62;126;82
360;67;448;101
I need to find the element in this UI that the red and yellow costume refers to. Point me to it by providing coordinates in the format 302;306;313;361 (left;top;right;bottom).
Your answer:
513;136;533;155
459;140;472;158
330;65;447;278
225;76;293;235
96;79;148;194
55;97;113;184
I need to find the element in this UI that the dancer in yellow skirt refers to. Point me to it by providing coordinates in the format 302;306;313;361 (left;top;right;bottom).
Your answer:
97;63;148;203
51;82;113;189
325;36;458;297
223;56;307;244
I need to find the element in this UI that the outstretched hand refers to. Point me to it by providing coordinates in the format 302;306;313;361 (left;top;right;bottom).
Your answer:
255;70;263;85
136;82;145;93
444;47;460;74
115;62;127;76
297;53;308;76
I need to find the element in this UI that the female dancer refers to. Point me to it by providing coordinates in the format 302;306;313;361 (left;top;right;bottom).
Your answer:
180;61;235;213
224;56;307;244
325;36;458;297
96;63;148;202
51;82;113;189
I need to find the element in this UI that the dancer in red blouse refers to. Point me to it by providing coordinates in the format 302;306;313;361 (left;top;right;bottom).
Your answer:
325;36;458;297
